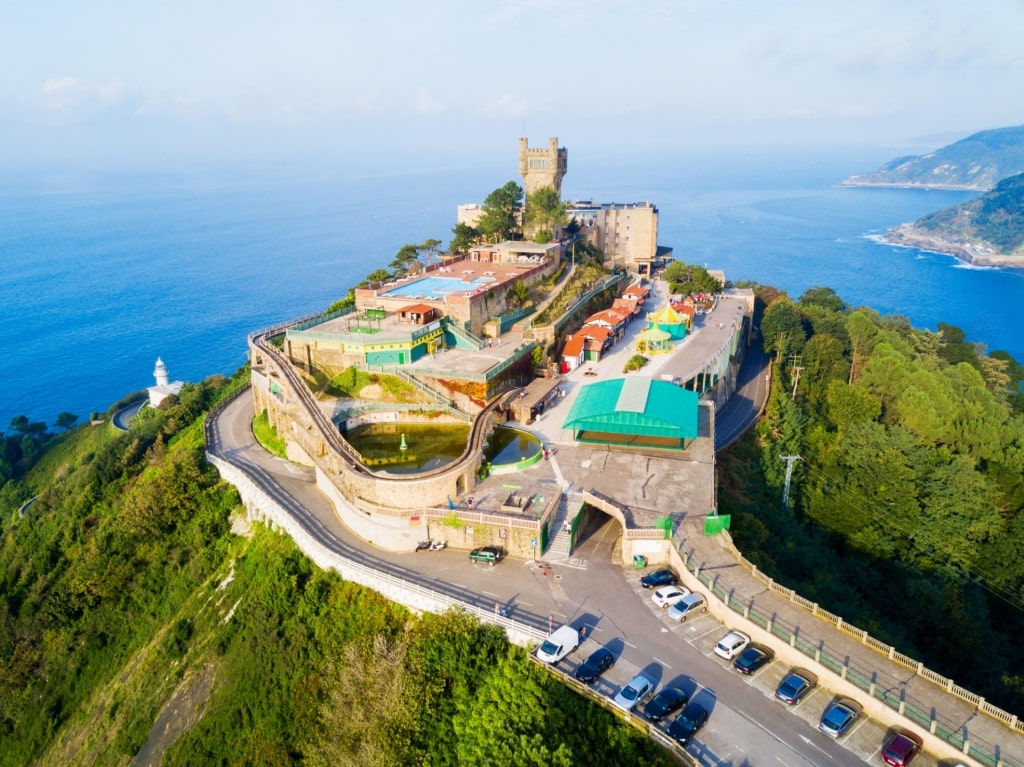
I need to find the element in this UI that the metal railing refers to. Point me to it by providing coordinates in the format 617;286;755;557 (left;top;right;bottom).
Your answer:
674;534;1021;767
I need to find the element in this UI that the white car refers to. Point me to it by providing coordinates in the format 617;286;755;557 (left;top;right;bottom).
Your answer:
651;585;690;608
713;630;750;660
536;625;580;664
610;672;655;711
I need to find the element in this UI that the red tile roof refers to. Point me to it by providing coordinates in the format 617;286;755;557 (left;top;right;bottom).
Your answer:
562;334;585;357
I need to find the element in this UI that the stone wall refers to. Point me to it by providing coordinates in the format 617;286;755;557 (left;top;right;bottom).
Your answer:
207;451;545;648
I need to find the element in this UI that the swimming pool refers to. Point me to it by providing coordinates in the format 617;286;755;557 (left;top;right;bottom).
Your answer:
383;275;495;299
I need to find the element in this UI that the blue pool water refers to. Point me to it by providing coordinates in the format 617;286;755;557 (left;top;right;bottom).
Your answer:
383;275;494;299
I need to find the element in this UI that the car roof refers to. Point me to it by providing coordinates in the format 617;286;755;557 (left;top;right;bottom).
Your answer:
545;625;579;643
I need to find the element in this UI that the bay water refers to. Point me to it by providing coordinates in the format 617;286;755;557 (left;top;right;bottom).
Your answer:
2;148;1020;429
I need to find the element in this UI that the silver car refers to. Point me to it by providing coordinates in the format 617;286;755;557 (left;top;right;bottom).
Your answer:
610;672;655;711
667;593;707;622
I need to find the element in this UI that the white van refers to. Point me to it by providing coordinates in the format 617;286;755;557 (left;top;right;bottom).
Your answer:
536;625;580;664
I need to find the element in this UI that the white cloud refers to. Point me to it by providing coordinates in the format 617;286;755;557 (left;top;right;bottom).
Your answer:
481;93;528;118
38;76;85;110
99;79;131;106
416;87;443;116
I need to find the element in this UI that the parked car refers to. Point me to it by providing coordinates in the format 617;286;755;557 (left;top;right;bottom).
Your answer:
640;568;677;589
610;672;655;711
818;696;862;738
651;585;689;608
468;546;503;566
713;630;750;660
574;647;615;684
733;643;774;675
774;667;817;704
536;625;579;664
881;728;922;766
667;593;707;622
666;702;709;746
643;686;689;722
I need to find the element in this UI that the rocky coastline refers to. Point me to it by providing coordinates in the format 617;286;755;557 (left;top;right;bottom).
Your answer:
882;224;1024;269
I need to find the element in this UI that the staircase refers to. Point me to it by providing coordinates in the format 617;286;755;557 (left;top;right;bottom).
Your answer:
542;491;584;561
442;317;486;350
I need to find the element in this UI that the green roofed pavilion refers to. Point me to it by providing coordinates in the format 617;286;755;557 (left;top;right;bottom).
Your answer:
562;377;699;449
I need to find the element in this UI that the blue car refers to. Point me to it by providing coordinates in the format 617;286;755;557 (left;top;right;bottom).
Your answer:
819;697;862;737
775;667;817;704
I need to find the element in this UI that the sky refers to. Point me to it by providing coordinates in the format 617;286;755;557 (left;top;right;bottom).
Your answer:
2;0;1022;171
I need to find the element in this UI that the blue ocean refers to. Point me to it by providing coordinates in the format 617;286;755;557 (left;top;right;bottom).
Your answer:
2;147;1020;429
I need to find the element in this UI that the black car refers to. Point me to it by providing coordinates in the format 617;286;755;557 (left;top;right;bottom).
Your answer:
667;702;709;745
574;647;615;684
643;686;689;722
732;643;774;675
639;568;677;589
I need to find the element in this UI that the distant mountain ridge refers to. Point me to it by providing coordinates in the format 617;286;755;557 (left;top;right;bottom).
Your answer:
842;125;1024;190
884;171;1024;266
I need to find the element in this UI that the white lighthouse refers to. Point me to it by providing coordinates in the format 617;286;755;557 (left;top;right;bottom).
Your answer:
148;357;185;407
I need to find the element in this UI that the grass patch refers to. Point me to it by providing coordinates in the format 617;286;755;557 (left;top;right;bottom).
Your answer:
252;410;287;458
325;367;429;402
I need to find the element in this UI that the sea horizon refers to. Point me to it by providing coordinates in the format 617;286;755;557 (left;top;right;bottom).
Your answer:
2;145;1019;429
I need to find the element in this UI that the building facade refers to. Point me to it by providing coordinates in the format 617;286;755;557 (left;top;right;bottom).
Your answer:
565;201;670;276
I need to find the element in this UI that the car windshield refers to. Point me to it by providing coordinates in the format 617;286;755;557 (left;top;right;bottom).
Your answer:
738;649;760;664
622;685;639;701
540;640;558;655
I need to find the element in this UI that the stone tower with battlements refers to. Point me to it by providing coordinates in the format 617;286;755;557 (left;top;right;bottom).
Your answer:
518;137;567;197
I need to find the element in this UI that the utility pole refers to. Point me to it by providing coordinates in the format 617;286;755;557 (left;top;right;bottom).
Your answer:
780;454;802;510
788;354;803;399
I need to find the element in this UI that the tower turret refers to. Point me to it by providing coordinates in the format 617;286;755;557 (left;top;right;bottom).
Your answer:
518;137;568;197
153;357;169;387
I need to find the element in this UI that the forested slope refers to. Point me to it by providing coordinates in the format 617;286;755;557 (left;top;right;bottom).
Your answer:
722;286;1024;714
0;372;670;766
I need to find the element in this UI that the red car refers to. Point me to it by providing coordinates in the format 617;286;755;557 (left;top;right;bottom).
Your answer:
881;729;922;766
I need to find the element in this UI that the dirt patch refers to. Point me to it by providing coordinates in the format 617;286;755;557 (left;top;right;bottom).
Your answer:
359;383;385;400
129;663;218;767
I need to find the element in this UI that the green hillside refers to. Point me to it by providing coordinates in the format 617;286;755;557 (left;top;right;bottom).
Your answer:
0;373;670;767
842;125;1024;190
913;172;1024;256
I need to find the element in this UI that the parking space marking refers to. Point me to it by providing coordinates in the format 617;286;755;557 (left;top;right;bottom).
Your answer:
652;656;672;669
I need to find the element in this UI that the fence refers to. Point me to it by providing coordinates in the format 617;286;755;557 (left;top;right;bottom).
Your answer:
674;534;1022;767
526;653;698;766
205;445;547;651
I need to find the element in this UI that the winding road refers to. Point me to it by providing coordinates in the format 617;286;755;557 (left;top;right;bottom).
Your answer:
203;349;907;767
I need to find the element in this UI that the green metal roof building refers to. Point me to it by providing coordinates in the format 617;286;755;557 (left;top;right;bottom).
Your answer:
562;377;699;449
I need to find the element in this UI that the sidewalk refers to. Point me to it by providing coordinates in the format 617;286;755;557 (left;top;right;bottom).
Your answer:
679;516;1024;767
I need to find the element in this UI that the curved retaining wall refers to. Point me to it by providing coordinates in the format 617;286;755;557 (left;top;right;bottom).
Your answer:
207;450;544;649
